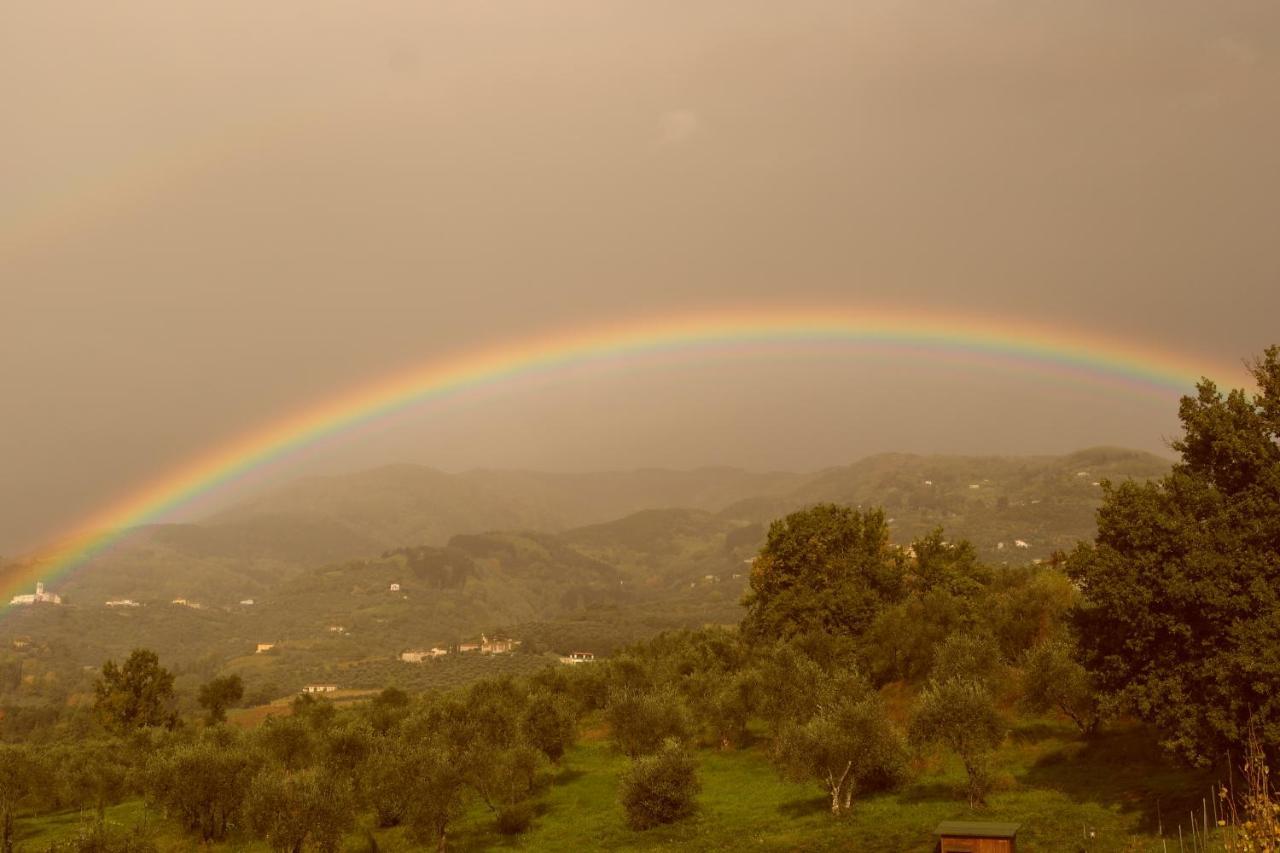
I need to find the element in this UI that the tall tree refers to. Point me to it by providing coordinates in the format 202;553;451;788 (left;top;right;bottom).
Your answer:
197;674;244;725
1068;347;1280;765
92;649;177;733
742;504;904;642
910;679;1005;808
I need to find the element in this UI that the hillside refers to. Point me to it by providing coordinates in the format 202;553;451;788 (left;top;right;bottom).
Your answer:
44;448;1169;608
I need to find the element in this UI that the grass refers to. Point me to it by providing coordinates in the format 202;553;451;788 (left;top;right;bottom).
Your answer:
15;716;1223;852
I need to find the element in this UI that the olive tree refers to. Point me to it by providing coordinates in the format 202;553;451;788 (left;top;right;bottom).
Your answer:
910;679;1005;807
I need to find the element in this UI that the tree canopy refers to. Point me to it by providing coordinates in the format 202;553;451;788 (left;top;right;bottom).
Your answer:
742;504;903;642
92;649;177;733
1068;346;1280;764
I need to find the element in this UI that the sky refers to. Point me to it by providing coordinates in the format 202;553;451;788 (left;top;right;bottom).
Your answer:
2;1;1278;557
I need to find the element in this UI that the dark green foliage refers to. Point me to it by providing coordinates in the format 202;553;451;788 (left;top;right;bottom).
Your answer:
1068;347;1280;764
196;674;243;725
774;692;906;815
618;739;700;830
909;529;990;596
742;505;903;642
521;690;578;762
399;743;469;850
930;632;1003;689
144;728;258;842
605;687;690;758
910;679;1006;807
1021;638;1102;736
0;744;39;852
92;650;177;734
245;766;355;853
256;716;314;771
495;800;535;835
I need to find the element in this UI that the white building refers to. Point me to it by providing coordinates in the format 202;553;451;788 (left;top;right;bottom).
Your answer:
240;599;255;606
10;581;62;606
301;684;338;694
105;599;139;608
400;647;449;663
559;652;596;665
388;583;401;592
256;643;275;654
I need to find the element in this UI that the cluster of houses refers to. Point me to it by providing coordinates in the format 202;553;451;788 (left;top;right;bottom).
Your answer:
400;634;520;662
9;582;62;606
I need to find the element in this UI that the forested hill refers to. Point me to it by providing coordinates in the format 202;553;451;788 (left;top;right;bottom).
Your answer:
40;447;1168;607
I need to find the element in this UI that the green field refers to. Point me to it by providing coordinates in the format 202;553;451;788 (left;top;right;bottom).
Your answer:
16;715;1221;852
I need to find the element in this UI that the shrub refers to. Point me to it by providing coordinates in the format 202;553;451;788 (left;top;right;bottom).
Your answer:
619;739;700;830
606;687;690;758
495;800;535;835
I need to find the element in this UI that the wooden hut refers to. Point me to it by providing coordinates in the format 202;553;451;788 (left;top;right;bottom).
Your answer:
933;821;1020;853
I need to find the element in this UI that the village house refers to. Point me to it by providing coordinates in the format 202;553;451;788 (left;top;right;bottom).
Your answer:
10;582;62;606
388;582;401;592
104;599;139;608
255;643;275;654
400;647;449;663
482;635;516;654
327;625;346;634
171;598;202;609
559;652;595;665
459;635;518;654
239;599;255;606
301;684;338;694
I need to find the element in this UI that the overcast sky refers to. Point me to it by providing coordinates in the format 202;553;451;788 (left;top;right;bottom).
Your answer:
2;1;1278;556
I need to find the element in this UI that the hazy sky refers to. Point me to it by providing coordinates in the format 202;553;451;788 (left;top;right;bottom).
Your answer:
2;1;1278;555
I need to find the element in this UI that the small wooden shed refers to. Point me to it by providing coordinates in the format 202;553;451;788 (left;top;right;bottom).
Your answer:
933;821;1020;853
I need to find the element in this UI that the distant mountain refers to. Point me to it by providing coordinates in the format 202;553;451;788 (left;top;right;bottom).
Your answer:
723;446;1172;561
49;448;1169;606
8;447;1174;702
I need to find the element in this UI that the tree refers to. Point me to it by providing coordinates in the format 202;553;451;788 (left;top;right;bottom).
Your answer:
742;504;904;642
256;716;314;771
400;742;469;852
910;679;1005;807
930;632;1002;689
521;690;577;763
774;693;906;816
93;649;177;733
605;687;690;758
145;731;258;842
1068;347;1280;764
0;745;38;853
244;766;354;853
618;739;700;830
197;674;244;725
1020;638;1102;736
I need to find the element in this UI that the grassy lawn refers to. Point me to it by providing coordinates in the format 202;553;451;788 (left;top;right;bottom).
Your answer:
16;717;1223;852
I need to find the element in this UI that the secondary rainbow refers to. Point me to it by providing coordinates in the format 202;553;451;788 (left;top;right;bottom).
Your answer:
2;307;1239;602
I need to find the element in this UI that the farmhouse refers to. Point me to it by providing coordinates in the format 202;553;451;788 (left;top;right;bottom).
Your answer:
400;647;449;663
255;643;275;654
301;684;338;694
388;582;401;592
459;635;518;654
104;599;139;608
559;652;595;665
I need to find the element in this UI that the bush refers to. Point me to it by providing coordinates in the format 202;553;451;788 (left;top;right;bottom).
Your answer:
606;687;690;758
495;800;535;835
619;739;700;830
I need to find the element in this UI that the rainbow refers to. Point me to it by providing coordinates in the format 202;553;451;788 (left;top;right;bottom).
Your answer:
1;307;1240;603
